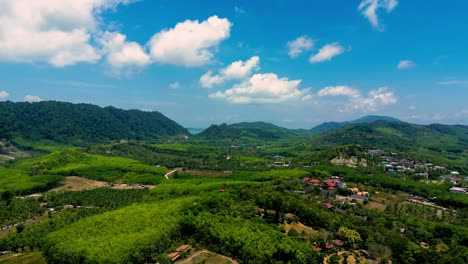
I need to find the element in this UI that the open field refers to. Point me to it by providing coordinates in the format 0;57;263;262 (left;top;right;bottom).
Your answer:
285;222;318;235
177;250;238;264
49;176;107;192
50;176;156;192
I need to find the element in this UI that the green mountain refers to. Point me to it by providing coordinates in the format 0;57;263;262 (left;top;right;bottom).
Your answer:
310;120;468;168
0;101;188;144
310;115;401;134
195;122;309;144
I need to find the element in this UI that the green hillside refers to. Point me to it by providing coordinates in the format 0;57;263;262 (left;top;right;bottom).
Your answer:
310;115;401;134
195;122;310;144
310;121;468;168
0;101;188;145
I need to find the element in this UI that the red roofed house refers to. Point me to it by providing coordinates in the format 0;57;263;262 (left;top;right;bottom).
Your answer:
325;242;335;249
333;239;344;246
167;252;180;262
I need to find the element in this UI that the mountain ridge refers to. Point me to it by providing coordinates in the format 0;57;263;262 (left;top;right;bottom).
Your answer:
0;101;188;145
310;115;401;134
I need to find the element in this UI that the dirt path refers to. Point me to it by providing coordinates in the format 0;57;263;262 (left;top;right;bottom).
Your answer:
0;154;15;160
177;250;238;264
164;168;182;179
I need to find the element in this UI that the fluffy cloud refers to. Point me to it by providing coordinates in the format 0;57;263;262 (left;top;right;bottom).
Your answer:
317;85;397;111
397;60;415;70
24;95;42;102
0;1;231;73
0;91;9;100
148;16;231;67
309;43;345;63
209;73;310;104
200;56;260;88
358;0;398;30
0;0;134;66
99;31;150;75
288;36;314;58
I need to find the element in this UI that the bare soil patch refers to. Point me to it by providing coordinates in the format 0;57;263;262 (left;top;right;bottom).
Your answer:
284;222;318;235
50;176;107;192
177;250;238;264
50;176;155;192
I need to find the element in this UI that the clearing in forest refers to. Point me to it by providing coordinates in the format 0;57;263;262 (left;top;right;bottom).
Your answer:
284;222;318;235
177;250;238;264
50;176;156;192
50;176;107;192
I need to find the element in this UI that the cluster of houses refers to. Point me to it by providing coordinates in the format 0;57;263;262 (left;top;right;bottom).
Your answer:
370;149;468;190
368;148;447;175
302;176;347;190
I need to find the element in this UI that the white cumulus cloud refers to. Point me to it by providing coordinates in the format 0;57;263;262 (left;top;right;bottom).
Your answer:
309;43;345;63
397;60;416;70
358;0;398;30
0;91;10;100
99;31;151;75
0;0;134;67
200;56;260;88
317;85;397;112
24;95;42;102
287;36;314;58
209;73;310;104
148;16;231;67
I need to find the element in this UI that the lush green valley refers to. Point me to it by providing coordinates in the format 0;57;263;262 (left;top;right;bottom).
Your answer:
0;103;467;264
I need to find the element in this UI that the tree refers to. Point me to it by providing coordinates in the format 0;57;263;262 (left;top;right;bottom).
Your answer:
337;226;362;248
1;190;13;203
16;223;25;234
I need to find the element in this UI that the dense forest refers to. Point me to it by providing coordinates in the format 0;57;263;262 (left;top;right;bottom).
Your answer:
0;101;188;145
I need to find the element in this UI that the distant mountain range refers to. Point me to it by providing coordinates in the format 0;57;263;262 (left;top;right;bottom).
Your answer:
0;101;188;144
1;101;466;162
309;115;401;134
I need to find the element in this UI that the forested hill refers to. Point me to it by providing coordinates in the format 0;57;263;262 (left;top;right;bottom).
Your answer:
195;122;310;143
0;101;188;144
311;120;468;154
310;115;401;134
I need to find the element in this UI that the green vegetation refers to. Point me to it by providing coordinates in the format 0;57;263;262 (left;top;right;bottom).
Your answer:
44;198;194;263
0;167;61;195
15;149;167;182
0;101;188;145
0;112;467;263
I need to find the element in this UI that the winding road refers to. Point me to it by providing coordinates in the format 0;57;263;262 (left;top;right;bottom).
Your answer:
164;168;182;179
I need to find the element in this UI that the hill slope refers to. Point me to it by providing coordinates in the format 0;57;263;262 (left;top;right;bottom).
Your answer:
0;101;188;144
310;120;468;167
195;122;309;144
310;115;401;134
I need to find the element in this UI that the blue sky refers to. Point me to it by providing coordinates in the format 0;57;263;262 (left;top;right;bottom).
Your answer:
0;0;467;128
